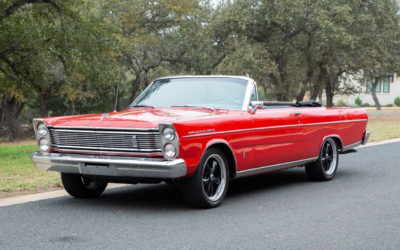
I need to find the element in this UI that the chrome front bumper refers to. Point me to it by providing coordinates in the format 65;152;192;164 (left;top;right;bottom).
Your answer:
31;152;187;179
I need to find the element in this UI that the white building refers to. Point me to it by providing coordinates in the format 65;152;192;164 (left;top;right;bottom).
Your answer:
322;73;400;107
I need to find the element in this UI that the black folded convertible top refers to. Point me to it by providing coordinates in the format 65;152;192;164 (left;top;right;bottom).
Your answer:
262;100;322;107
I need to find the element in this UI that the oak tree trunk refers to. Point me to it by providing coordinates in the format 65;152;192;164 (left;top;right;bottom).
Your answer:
129;75;141;104
40;92;48;117
371;77;381;110
325;79;334;107
296;69;314;102
1;97;25;139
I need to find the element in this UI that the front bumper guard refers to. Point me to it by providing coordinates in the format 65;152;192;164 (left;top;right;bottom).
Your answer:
31;152;187;179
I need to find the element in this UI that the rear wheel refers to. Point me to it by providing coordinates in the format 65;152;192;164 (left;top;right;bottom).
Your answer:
305;138;339;181
181;148;229;208
61;173;108;198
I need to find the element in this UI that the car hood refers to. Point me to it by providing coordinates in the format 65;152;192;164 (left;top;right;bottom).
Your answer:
43;107;226;129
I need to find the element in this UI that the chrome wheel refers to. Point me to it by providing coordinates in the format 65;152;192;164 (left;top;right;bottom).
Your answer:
180;148;229;208
202;154;227;202
321;138;338;175
305;137;339;181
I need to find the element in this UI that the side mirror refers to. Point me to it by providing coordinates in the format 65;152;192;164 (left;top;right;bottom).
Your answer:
250;101;263;114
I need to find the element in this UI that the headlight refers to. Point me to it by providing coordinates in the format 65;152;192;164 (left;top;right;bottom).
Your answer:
163;143;176;158
37;123;48;136
39;138;50;152
162;127;175;141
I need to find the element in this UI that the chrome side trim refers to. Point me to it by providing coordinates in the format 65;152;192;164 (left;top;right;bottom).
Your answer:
342;141;362;152
31;152;186;179
235;157;318;178
181;119;368;139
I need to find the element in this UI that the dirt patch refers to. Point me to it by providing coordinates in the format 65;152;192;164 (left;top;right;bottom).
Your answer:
367;113;400;142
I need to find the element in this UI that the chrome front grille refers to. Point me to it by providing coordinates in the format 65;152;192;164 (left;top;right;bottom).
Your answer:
49;128;161;153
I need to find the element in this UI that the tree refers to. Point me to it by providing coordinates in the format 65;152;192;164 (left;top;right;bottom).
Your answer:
303;0;400;107
0;0;119;138
102;0;197;106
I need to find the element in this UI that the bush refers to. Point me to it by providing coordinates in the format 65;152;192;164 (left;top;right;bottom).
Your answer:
337;99;344;107
395;97;400;107
387;104;393;107
355;97;362;106
363;103;371;107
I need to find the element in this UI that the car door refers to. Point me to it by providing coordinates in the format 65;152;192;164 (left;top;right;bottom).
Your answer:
251;108;304;169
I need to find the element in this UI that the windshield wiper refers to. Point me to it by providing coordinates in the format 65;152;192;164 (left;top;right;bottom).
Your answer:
130;105;155;109
171;105;214;111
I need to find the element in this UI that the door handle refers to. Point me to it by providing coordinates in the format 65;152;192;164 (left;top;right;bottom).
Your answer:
291;112;301;117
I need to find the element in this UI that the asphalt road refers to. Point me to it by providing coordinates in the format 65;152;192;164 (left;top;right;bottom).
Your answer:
1;142;400;250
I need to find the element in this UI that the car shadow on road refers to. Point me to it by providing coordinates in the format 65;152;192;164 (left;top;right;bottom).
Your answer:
51;167;359;211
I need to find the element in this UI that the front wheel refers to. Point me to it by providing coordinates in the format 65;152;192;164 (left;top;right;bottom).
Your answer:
61;173;108;198
180;148;229;208
305;138;339;181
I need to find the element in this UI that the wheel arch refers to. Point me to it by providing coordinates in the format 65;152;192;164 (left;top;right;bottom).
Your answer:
203;140;237;180
320;134;343;152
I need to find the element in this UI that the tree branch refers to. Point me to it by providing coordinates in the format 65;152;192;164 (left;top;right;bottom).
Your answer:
1;0;61;22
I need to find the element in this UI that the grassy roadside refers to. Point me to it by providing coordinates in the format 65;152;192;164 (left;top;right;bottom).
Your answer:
0;143;61;198
366;111;400;142
0;110;399;198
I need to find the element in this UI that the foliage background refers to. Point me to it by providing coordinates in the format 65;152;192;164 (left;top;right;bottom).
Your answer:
1;0;400;140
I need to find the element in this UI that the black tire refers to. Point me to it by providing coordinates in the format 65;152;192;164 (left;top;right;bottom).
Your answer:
180;148;229;208
61;173;108;198
305;138;339;181
164;179;180;189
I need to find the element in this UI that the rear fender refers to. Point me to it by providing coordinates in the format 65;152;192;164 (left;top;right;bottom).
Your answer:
320;134;344;152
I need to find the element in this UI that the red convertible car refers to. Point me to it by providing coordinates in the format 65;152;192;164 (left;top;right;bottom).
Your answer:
31;76;369;208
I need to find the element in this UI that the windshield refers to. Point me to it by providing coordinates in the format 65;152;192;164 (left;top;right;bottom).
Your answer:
130;77;248;110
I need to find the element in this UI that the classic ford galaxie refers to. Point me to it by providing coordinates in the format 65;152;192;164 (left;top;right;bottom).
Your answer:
31;76;369;208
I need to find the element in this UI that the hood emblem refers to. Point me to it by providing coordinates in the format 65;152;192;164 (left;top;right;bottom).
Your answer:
102;113;109;117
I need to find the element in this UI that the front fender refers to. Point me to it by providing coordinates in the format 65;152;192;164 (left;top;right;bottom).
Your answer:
180;137;237;178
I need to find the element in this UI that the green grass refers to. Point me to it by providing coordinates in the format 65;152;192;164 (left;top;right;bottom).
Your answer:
1;112;399;197
0;144;61;197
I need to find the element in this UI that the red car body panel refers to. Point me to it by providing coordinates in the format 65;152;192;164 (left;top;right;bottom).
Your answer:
39;105;368;178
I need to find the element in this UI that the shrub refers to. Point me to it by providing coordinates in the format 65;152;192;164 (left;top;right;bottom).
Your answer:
387;104;393;107
355;97;362;106
395;97;400;107
337;99;344;107
363;103;371;107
